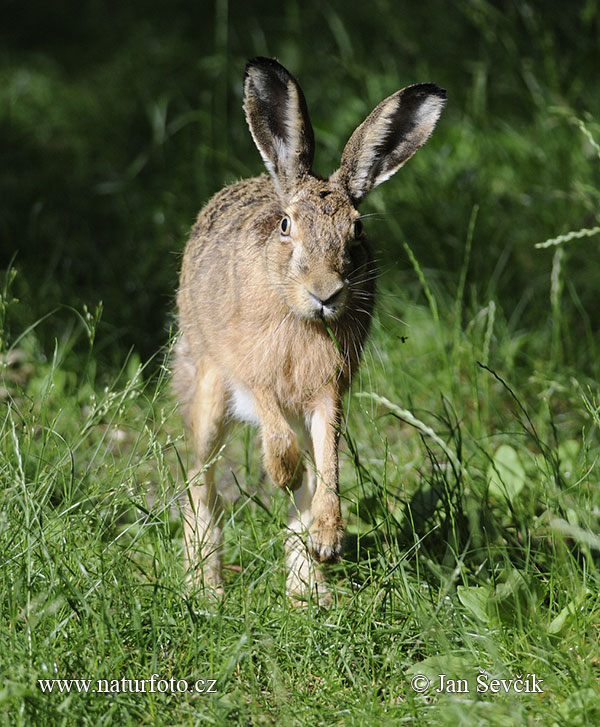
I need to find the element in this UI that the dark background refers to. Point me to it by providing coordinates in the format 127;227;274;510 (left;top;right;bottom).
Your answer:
2;0;598;369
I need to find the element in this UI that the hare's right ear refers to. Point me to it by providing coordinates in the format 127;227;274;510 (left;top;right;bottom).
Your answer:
244;57;315;196
331;83;446;206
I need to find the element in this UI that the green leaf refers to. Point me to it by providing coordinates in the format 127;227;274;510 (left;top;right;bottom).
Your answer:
548;589;590;635
488;569;539;623
487;444;525;502
558;438;581;478
457;585;490;623
405;654;478;694
405;654;474;680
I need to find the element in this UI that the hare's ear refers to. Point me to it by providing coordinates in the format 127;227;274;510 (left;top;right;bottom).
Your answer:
331;83;446;205
243;57;315;195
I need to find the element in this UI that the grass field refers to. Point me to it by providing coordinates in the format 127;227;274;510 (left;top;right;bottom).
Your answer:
2;251;600;725
2;2;600;725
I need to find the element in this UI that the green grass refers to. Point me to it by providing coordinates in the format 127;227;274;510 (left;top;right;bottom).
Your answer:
2;249;599;725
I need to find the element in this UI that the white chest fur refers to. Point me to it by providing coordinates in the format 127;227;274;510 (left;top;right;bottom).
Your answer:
228;383;260;425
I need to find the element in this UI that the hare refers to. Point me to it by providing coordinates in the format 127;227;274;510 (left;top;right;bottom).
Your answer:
173;57;445;604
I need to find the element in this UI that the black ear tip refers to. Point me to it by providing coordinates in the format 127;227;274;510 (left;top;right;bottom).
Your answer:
420;83;447;101
245;56;284;78
400;82;447;107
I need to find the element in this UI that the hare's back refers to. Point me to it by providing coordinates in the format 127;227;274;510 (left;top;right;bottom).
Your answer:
177;174;281;356
180;175;279;308
188;174;279;249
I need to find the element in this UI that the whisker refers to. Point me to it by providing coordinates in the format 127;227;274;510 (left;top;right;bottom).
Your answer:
377;309;409;326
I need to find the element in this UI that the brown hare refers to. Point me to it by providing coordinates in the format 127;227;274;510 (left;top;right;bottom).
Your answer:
173;57;445;604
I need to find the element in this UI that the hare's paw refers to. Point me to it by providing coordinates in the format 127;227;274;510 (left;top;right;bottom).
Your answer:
186;563;224;597
264;433;304;491
288;581;332;609
286;534;332;607
309;514;344;564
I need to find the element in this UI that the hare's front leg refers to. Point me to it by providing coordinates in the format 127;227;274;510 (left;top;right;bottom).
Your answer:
309;398;344;563
184;363;229;592
254;391;304;492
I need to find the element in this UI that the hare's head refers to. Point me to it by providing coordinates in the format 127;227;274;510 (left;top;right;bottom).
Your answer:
244;57;446;322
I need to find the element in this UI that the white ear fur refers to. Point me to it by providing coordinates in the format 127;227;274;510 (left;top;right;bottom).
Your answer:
331;84;446;205
243;58;315;195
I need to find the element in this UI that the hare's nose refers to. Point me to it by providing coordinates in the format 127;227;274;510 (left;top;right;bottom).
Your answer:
307;281;347;310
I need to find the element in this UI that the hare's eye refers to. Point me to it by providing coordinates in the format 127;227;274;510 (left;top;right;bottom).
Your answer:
353;219;363;239
280;215;291;236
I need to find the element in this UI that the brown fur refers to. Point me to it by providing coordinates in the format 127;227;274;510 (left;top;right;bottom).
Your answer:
173;58;445;603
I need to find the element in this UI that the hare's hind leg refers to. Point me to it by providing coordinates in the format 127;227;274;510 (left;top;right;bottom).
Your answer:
183;360;229;593
286;466;330;606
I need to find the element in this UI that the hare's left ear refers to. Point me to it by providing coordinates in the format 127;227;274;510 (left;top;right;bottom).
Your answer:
330;83;446;206
244;57;315;195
